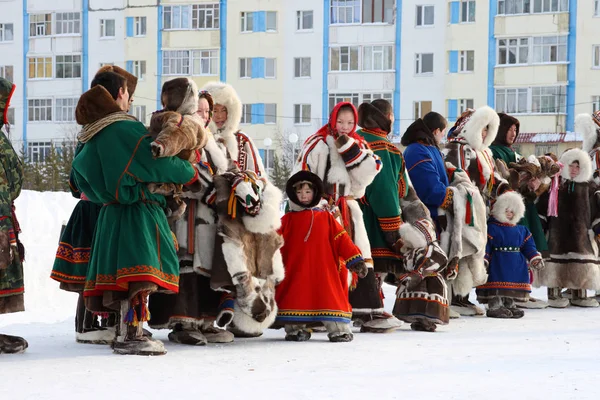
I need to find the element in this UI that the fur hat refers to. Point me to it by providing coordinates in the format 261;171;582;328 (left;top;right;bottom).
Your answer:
447;106;499;151
202;81;242;138
285;170;324;210
493;113;520;147
559;148;593;183
95;65;138;97
491;191;525;224
576;111;600;153
161;77;199;116
75;85;123;125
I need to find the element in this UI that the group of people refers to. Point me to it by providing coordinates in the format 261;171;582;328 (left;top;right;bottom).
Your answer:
2;65;600;355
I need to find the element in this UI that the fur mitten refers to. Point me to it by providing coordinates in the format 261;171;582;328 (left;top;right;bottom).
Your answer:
530;258;545;271
347;260;368;278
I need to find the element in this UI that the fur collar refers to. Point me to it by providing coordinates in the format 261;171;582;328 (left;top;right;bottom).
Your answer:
451;106;499;151
575;113;600;153
242;179;283;234
203;131;229;174
76;85;123;125
203;81;242;142
491;191;525;223
559;148;593;182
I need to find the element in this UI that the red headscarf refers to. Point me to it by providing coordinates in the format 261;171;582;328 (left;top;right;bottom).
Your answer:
315;102;364;143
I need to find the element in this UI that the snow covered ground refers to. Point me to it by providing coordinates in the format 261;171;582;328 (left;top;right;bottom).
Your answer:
1;190;599;400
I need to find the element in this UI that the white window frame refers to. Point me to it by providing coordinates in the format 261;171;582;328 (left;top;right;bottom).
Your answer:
294;104;312;125
596;0;600;16
296;10;314;31
416;5;435;27
266;11;277;32
135;17;147;37
28;141;53;163
55;98;77;123
192;4;220;30
497;37;529;66
55;55;82;79
265;103;276;124
241;104;252;124
498;0;530;15
531;86;566;114
294;57;311;78
459;50;474;72
192;49;219;76
163;5;191;30
29;14;52;37
363;45;394;71
239;58;252;78
532;36;567;64
495;86;567;115
100;19;115;38
594;45;600;69
328;93;360;113
413;101;432;119
460;0;476;23
28;99;53;122
28;57;53;80
0;23;14;42
132;61;146;80
331;0;360;25
362;93;393;103
415;53;434;75
55;12;81;35
593;96;600;113
265;58;276;79
362;0;395;24
133;105;147;124
330;46;360;72
495;88;529;114
0;65;14;82
458;98;474;114
241;12;254;32
163;50;191;75
532;0;568;13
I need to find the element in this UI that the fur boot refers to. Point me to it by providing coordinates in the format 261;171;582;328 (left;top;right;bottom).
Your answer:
547;287;569;308
113;300;167;356
486;296;513;318
0;333;28;354
201;321;234;343
570;289;599;308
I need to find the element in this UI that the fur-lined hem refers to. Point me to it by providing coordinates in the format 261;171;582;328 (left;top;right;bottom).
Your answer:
539;260;600;289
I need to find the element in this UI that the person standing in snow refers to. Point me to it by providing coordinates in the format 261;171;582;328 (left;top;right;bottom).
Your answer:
0;77;27;354
276;171;368;342
71;71;201;356
50;66;137;345
489;113;521;165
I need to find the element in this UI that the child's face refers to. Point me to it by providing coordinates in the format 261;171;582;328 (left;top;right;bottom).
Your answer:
296;184;314;206
505;209;515;222
569;162;580;179
335;110;355;136
482;126;488;141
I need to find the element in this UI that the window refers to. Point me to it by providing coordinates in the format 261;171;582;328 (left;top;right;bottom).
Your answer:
135;17;147;36
594;45;600;68
241;12;254;32
329;93;360;113
133;105;147;124
56;55;82;79
416;5;434;26
459;50;474;72
331;0;360;24
28;99;53;122
263;149;275;170
532;0;568;13
458;99;474;113
241;104;252;124
297;10;314;30
265;58;276;78
414;101;432;119
460;0;475;22
239;58;252;78
28;57;52;79
163;50;190;75
192;4;220;29
362;0;395;23
28;142;52;163
592;96;600;113
294;104;312;124
266;11;277;31
362;93;393;103
100;19;115;38
498;0;531;14
29;14;52;37
0;65;14;82
55;98;77;122
495;88;528;114
532;86;566;114
132;61;146;80
56;12;81;35
192;50;218;76
498;38;529;65
164;5;191;30
596;0;600;16
533;36;567;63
535;144;558;156
265;104;276;124
0;24;13;42
294;57;311;78
415;53;434;74
330;46;360;71
7;108;14;125
363;45;394;71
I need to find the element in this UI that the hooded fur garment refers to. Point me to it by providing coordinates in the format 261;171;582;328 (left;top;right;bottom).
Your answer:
576;112;600;185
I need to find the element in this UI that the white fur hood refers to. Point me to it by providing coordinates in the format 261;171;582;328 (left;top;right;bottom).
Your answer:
203;81;242;141
559;148;593;183
491;191;525;224
575;113;600;153
453;106;500;151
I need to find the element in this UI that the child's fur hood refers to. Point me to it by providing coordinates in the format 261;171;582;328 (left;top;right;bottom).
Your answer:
491;191;525;224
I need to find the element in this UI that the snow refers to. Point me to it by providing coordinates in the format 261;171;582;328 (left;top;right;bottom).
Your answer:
2;190;600;400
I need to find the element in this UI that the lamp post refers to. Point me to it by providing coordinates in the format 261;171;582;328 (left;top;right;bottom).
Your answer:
263;137;272;172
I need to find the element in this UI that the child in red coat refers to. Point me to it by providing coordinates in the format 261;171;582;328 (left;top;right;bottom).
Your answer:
276;171;368;342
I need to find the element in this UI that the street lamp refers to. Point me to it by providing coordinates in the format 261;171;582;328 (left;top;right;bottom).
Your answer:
288;133;298;165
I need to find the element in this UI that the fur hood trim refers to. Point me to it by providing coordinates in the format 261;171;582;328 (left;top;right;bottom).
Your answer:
161;77;199;116
575;113;600;153
449;106;499;150
242;179;283;234
285;170;324;210
95;65;138;97
203;81;242;140
76;85;125;125
560;148;593;182
492;191;525;224
493;113;520;147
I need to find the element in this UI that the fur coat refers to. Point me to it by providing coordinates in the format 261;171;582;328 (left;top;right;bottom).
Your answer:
537;149;600;290
577;112;600;185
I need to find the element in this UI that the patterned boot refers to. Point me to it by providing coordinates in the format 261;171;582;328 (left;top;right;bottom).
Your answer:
113;299;167;356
